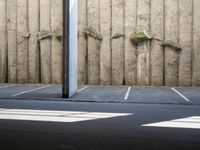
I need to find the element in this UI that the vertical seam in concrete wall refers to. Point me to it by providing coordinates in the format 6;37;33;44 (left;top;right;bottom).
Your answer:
164;0;167;86
98;0;100;35
190;0;193;86
6;0;8;83
99;0;101;84
27;0;29;82
5;0;8;83
16;1;18;82
110;0;112;85
163;0;166;86
123;0;125;85
135;0;138;85
109;0;112;84
149;0;152;85
191;0;194;86
27;0;29;83
50;0;52;83
86;0;88;84
177;0;180;86
38;0;41;83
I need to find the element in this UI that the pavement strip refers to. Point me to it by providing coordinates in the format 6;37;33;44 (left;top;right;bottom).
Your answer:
11;85;51;97
124;86;131;100
171;87;190;102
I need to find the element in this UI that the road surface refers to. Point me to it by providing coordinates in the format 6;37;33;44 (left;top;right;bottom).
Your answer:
0;84;200;150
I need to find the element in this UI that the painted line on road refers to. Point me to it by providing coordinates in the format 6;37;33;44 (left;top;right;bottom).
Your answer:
0;85;15;89
0;108;132;123
124;86;131;100
11;85;51;97
77;85;89;93
143;116;200;129
171;87;190;102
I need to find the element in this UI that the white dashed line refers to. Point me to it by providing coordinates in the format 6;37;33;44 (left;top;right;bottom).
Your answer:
171;87;190;102
124;86;131;100
0;85;15;89
77;86;89;93
11;85;51;97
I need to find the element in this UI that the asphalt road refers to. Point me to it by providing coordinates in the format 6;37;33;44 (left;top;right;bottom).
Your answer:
0;84;199;150
0;99;200;150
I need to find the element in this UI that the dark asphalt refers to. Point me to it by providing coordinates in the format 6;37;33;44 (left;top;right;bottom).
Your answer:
0;84;200;150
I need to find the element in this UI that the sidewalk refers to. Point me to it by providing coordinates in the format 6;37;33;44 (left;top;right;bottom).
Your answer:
0;84;200;105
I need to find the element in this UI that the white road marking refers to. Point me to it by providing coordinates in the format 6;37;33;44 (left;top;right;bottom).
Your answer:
77;85;89;93
171;87;190;102
0;85;15;89
11;85;51;97
0;109;87;115
143;116;200;129
0;108;132;123
124;86;131;100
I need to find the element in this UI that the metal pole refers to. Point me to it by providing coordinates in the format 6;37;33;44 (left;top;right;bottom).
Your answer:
62;0;70;98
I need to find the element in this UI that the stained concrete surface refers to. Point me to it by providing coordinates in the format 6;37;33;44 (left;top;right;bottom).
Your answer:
0;84;199;105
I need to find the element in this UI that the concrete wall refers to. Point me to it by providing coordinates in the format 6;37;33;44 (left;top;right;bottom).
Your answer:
0;0;63;84
0;0;199;86
78;0;200;86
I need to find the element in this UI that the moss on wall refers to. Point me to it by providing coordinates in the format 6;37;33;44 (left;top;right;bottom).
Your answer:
129;31;152;44
83;27;102;41
54;29;63;41
161;40;181;52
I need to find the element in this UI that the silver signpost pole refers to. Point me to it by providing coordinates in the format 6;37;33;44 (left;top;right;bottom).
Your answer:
62;0;78;98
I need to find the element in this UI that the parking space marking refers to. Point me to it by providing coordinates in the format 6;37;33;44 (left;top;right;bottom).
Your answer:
171;87;190;102
77;85;89;93
124;86;131;100
0;85;15;89
11;85;51;97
